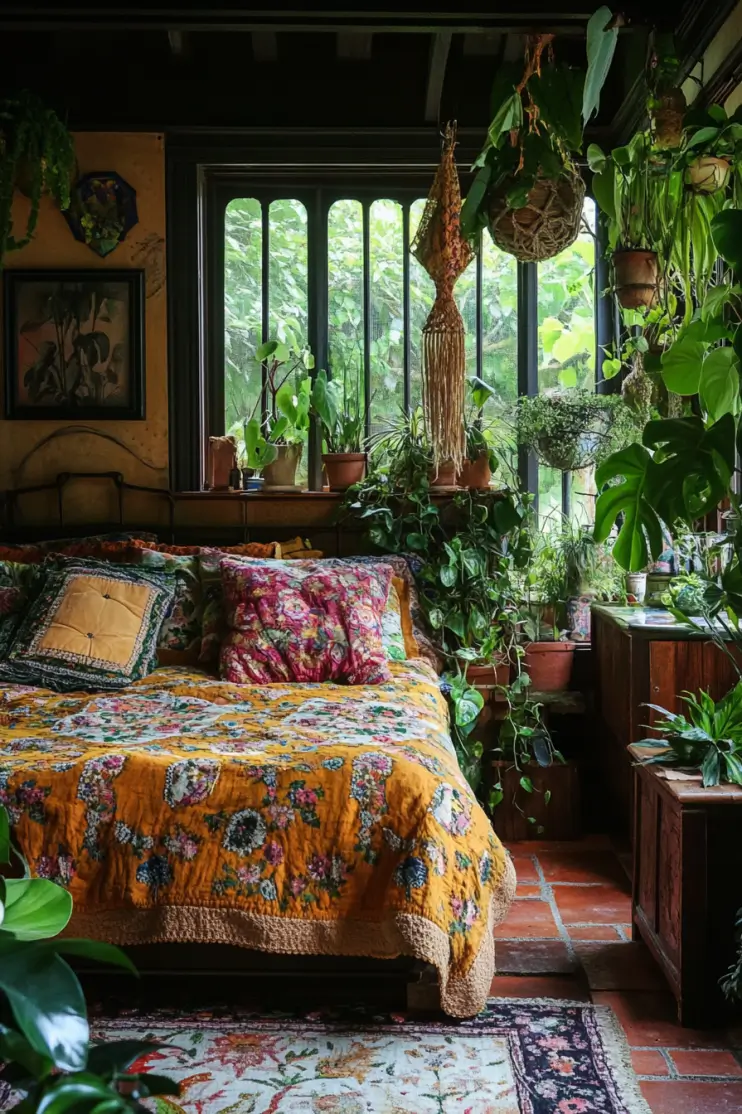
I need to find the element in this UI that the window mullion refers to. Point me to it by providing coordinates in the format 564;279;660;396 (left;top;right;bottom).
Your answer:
260;201;270;418
307;189;328;490
475;238;483;383
402;203;411;413
362;200;372;440
517;260;539;505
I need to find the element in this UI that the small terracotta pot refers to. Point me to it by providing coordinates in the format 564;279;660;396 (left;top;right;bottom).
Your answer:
522;642;575;692
322;452;366;491
262;443;302;489
686;156;730;194
428;460;458;487
466;659;510;703
612;249;658;310
458;452;492;490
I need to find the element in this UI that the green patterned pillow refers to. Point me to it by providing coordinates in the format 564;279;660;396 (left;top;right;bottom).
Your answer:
0;557;176;692
136;548;203;659
0;561;44;660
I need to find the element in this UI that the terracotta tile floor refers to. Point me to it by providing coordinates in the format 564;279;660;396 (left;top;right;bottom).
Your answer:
493;838;742;1113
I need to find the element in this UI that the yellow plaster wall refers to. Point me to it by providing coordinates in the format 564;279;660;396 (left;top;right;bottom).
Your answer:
0;133;168;525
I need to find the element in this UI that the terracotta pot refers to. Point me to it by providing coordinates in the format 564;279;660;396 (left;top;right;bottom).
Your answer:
686;156;730;194
322;452;366;491
466;659;510;704
612;249;658;310
428;460;458;487
458;452;492;489
262;443;302;490
522;641;575;692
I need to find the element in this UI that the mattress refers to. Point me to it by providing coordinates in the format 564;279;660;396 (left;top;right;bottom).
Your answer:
0;660;515;1016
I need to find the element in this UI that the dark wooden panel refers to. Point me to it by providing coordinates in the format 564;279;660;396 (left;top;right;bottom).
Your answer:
657;801;682;967
636;777;658;931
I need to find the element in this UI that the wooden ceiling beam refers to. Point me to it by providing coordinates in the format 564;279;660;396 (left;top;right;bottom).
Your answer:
0;8;615;34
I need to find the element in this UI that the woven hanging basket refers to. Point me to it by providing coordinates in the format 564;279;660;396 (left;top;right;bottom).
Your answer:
488;171;585;263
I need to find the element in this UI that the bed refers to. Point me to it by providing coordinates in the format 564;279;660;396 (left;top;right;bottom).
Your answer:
0;657;515;1017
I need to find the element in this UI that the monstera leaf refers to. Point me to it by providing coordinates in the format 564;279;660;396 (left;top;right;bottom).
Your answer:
643;415;735;526
594;443;664;571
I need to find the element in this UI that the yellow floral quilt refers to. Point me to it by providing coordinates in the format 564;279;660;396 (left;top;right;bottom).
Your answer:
0;661;515;1016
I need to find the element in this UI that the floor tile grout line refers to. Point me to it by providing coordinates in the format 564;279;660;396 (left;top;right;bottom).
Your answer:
529;854;579;966
658;1048;679;1079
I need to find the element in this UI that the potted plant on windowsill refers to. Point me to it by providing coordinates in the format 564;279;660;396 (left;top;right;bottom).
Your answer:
310;367;367;491
458;376;498;489
252;339;312;490
460;8;618;261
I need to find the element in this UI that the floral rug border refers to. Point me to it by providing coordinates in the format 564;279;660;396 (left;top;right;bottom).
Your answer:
92;997;652;1114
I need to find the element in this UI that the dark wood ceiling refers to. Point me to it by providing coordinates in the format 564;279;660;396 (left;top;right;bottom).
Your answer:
0;2;735;139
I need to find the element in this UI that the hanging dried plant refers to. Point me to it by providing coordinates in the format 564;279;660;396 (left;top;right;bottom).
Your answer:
411;123;474;473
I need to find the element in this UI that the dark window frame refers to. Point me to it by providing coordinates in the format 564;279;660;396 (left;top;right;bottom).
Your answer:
167;130;613;512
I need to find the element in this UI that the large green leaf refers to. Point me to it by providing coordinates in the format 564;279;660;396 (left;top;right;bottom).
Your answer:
594;443;664;571
486;91;523;151
643;414;735;526
0;878;72;941
86;1040;161;1075
0;942;88;1071
530;66;584;151
460;164;493;240
583;6;619;125
711;210;742;271
699;346;740;421
660;338;705;395
592;163;616;224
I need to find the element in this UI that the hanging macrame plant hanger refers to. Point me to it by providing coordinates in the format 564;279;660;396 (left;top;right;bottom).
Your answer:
411;122;474;476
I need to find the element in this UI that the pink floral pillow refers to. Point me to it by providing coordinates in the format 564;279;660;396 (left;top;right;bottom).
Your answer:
219;558;393;685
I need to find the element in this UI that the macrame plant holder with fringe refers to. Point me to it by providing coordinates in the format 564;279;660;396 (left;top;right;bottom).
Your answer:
411;123;474;476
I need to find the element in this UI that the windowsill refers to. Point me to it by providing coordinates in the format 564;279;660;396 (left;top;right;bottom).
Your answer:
185;488;506;499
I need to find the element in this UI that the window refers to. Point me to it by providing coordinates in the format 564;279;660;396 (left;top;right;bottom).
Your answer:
216;177;597;514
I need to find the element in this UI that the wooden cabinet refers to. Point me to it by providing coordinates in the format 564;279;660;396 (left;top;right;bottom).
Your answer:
592;606;741;839
631;753;742;1026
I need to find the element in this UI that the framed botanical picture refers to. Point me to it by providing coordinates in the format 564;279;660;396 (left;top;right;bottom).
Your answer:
3;269;145;420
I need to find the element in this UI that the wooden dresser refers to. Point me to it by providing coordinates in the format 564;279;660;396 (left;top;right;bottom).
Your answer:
631;752;742;1026
591;605;741;839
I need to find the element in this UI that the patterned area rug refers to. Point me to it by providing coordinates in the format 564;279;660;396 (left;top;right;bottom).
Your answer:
89;999;651;1113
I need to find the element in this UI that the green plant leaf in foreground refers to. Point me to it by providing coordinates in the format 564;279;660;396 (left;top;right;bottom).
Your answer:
0;877;72;941
582;6;619;126
593;443;663;571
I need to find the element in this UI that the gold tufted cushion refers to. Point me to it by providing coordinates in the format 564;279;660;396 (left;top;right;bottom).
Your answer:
0;557;176;692
36;575;157;671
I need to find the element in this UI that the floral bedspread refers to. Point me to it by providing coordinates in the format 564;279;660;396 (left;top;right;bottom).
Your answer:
0;661;514;1016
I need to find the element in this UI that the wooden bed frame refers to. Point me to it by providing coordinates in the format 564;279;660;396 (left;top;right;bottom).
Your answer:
2;470;439;1009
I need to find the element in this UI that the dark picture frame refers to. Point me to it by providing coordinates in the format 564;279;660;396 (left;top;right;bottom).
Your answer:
3;269;145;420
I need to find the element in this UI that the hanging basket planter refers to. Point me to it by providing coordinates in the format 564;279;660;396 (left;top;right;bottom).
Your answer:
488;171;585;263
651;87;687;150
612;249;658;310
686;156;731;194
517;390;640;472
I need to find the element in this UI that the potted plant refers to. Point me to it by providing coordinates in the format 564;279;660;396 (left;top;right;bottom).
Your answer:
459;377;498;489
515;388;640;472
0;90;76;267
588;132;665;309
251;339;312;490
534;516;623;642
460;8;618;260
647;34;686;151
310;368;367;490
678;104;742;194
